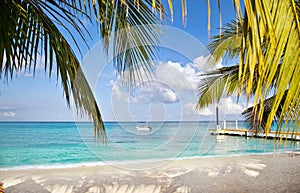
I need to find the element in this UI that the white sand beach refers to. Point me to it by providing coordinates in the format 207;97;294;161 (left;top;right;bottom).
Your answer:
1;153;300;193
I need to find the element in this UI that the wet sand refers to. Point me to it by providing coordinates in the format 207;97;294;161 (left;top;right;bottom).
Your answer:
1;153;300;193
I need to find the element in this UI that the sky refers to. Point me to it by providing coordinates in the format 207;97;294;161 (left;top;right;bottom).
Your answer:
0;1;249;122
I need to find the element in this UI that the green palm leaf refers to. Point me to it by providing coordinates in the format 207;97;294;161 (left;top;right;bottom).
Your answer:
78;0;164;83
208;20;243;63
196;65;239;109
242;91;300;139
0;0;164;140
242;93;284;136
198;5;299;137
0;0;106;140
111;0;163;84
233;0;300;134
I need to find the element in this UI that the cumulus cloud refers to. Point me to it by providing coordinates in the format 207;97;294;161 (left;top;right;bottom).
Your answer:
184;97;246;117
218;98;245;114
184;102;214;116
109;55;246;118
192;55;223;72
110;55;216;100
110;78;178;104
0;111;16;117
155;61;198;90
154;56;223;92
109;80;129;100
197;108;214;116
130;82;178;104
105;54;256;122
110;60;201;104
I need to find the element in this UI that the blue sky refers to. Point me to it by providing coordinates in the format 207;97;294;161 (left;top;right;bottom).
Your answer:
0;1;248;122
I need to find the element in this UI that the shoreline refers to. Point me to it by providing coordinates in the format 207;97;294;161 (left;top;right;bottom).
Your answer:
1;153;300;193
0;151;287;171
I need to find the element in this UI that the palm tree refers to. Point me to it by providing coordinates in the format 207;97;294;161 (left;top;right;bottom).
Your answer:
2;0;299;140
166;0;299;137
197;0;300;138
229;0;300;135
0;0;164;141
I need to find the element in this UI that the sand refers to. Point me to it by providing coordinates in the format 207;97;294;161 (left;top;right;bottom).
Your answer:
1;153;300;193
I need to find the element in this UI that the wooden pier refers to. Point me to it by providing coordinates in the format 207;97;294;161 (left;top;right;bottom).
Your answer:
209;128;300;141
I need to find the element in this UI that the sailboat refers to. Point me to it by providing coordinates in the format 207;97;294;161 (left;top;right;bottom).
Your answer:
136;122;152;131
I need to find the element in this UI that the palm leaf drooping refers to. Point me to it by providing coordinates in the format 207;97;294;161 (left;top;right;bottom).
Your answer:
233;1;300;136
197;1;300;138
0;0;165;141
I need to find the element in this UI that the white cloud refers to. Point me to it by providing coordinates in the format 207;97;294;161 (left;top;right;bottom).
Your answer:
0;111;16;117
109;60;198;104
184;97;246;117
109;80;129;100
110;79;179;104
110;55;220;102
184;102;214;116
108;55;247;119
154;56;223;93
218;97;245;115
192;55;223;72
155;61;197;90
197;108;214;116
130;82;178;104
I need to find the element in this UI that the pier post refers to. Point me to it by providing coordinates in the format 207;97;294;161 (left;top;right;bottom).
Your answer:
216;106;220;130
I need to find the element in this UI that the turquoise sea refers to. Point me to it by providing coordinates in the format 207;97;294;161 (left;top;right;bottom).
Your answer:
0;121;298;170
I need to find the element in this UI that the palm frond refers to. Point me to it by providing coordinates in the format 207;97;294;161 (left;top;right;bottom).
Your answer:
196;65;239;109
242;91;300;139
55;0;165;101
235;0;300;133
70;0;165;85
0;1;105;140
196;62;268;109
112;0;163;85
242;95;282;136
1;0;165;140
208;20;243;62
202;1;299;136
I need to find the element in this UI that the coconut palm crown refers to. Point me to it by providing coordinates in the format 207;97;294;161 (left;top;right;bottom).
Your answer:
197;1;300;138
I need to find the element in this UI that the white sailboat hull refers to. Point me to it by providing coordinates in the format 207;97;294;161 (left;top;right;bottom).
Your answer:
136;125;152;131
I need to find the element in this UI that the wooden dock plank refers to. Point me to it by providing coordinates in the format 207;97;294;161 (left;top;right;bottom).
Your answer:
209;129;300;141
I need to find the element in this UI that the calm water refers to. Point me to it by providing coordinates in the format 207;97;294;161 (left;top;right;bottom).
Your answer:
0;121;298;169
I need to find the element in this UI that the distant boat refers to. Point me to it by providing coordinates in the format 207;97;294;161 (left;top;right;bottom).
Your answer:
136;123;152;131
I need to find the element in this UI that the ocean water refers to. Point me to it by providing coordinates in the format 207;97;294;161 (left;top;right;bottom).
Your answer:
0;121;298;169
